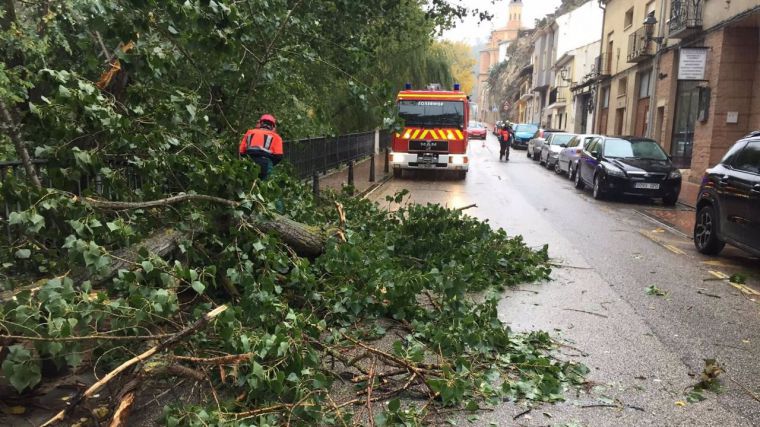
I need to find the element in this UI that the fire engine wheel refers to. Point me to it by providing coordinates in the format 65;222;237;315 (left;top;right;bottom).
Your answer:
393;168;402;179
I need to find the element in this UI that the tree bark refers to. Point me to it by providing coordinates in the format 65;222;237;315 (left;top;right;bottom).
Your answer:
0;100;42;189
258;214;328;258
1;0;17;30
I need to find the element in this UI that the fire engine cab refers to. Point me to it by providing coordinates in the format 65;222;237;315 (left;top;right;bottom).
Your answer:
390;84;470;179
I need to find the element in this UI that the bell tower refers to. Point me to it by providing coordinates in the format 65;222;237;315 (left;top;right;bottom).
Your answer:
507;0;523;31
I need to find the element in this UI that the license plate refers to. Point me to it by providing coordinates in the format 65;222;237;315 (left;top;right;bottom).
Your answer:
634;183;660;189
418;153;438;165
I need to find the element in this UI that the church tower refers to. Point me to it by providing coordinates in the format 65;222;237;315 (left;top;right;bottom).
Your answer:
507;0;523;31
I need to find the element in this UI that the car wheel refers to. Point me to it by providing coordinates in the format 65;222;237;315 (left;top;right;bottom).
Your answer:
527;148;532;159
592;174;605;200
539;153;545;165
574;166;585;189
663;193;678;206
694;205;725;255
546;158;553;170
568;162;575;180
554;161;562;174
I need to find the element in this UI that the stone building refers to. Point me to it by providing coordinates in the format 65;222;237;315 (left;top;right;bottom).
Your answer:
476;0;525;124
595;0;760;202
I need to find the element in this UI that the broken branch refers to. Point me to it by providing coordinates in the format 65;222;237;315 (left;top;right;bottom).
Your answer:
40;305;228;427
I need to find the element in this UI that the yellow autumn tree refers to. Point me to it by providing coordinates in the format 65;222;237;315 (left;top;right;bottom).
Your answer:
437;41;477;95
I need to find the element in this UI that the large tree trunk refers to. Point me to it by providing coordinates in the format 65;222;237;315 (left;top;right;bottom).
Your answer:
259;214;329;258
0;101;42;190
0;228;188;303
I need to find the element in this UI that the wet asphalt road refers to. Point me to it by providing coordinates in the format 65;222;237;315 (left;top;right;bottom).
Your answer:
370;133;760;426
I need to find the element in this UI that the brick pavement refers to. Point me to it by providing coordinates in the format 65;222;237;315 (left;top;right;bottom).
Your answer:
317;152;390;195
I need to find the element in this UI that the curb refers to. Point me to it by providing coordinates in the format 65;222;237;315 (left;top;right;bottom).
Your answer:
634;209;692;240
360;174;392;199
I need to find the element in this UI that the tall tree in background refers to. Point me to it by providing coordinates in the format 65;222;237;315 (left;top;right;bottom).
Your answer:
438;41;477;95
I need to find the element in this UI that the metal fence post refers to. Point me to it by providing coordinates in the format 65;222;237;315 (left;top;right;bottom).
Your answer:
347;160;354;186
384;147;390;174
369;154;375;182
312;172;320;197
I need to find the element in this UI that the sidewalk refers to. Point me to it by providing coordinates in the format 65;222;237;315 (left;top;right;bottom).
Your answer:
318;153;390;195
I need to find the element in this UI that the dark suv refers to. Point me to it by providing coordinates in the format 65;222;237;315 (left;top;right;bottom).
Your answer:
694;132;760;256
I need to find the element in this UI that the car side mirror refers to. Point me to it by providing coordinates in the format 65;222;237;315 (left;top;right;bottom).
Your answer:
560;143;567;148
591;151;600;159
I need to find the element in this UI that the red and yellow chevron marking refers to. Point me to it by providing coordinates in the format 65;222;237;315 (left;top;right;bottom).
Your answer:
397;127;466;141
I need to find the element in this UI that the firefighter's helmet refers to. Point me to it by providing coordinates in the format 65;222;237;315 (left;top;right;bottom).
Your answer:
259;114;277;128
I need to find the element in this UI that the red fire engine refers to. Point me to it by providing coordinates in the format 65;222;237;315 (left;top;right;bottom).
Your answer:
390;84;470;179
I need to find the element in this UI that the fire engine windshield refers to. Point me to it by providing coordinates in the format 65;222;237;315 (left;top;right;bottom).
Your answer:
398;100;464;127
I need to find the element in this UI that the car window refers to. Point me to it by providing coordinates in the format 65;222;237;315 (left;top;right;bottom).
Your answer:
586;139;599;153
543;133;553;141
551;134;575;146
515;124;538;134
722;140;748;166
602;138;668;160
732;141;760;174
567;136;579;148
582;137;595;149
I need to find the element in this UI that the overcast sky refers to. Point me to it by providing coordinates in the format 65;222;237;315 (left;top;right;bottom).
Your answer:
441;0;562;45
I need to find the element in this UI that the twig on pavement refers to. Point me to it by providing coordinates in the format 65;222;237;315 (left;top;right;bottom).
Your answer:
562;308;608;318
513;407;532;420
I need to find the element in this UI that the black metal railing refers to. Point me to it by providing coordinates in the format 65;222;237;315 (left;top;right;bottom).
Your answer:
669;0;703;38
627;26;653;63
283;130;384;178
2;130;387;239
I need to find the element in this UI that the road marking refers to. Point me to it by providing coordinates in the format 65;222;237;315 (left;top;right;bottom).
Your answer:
663;244;686;255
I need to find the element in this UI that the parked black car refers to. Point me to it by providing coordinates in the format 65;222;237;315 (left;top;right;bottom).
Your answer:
574;136;681;205
694;132;760;256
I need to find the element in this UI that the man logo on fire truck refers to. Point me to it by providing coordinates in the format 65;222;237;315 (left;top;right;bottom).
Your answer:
390;83;470;180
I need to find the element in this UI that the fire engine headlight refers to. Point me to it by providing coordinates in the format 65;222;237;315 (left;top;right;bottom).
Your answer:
392;154;403;163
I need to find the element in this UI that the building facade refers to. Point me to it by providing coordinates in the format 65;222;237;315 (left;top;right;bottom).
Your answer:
476;0;525;124
595;0;760;198
528;1;603;129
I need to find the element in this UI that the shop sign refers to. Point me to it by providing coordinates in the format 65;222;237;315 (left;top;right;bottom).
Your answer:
678;48;708;81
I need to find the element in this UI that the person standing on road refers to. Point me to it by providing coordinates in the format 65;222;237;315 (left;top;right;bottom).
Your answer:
238;114;284;180
498;123;514;161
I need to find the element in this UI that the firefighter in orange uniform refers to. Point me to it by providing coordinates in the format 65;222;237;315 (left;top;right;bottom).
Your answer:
239;114;284;179
498;123;514;161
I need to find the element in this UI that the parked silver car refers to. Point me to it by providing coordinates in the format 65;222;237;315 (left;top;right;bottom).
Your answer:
558;134;600;179
527;129;562;160
540;133;577;171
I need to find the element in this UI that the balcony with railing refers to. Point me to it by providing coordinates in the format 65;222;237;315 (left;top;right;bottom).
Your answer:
627;26;653;63
668;0;703;39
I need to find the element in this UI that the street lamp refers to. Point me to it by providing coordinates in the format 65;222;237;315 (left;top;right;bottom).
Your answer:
559;66;572;84
643;11;664;45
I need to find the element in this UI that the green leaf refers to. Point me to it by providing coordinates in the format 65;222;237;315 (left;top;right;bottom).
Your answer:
14;249;31;259
191;281;205;294
142;261;154;273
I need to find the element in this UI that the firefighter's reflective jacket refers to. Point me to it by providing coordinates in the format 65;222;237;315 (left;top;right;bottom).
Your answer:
238;128;284;163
